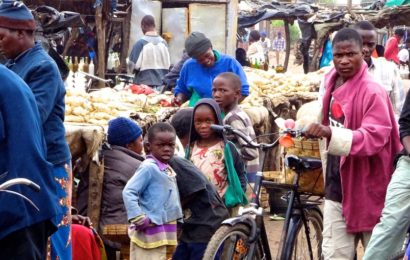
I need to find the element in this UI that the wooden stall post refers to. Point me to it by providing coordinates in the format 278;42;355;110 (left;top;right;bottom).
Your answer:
95;5;106;87
62;27;79;57
283;19;291;72
120;6;132;72
226;0;239;56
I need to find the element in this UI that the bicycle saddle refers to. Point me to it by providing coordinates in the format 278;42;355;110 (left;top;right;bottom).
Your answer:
285;155;322;172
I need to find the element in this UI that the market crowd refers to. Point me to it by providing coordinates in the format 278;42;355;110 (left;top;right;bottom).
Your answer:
1;1;410;260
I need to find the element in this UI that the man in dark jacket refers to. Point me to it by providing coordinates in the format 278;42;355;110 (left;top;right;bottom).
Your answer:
0;1;71;259
100;117;144;260
162;50;189;91
0;64;59;259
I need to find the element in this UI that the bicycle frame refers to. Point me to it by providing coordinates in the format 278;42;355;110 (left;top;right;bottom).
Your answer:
274;171;322;260
208;124;323;260
220;171;272;260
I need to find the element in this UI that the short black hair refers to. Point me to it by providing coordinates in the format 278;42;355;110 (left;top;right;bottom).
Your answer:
215;72;241;91
141;15;155;28
376;44;385;57
147;122;175;143
395;28;405;37
353;21;376;31
249;30;261;42
170;108;193;139
235;48;249;66
332;28;363;49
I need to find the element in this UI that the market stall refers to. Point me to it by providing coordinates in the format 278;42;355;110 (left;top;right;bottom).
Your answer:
238;1;410;72
241;66;324;171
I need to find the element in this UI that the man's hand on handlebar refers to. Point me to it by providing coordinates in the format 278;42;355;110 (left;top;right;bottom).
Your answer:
304;123;331;139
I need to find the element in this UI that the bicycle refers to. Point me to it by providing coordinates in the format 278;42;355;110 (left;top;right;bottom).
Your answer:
203;124;324;260
0;178;41;210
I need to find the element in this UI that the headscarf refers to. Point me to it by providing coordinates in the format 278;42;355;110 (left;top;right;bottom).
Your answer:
188;98;225;146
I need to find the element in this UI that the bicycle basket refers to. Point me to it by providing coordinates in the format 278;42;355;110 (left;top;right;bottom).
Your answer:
282;137;325;196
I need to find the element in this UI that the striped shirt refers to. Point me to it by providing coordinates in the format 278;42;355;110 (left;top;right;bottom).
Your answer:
273;37;286;52
128;164;178;249
368;57;404;115
223;106;259;173
129;219;177;249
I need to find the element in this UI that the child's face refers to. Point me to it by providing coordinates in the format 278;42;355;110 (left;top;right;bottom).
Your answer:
148;131;176;163
212;77;240;112
194;105;217;140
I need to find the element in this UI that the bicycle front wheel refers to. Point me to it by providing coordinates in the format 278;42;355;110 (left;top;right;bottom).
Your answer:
285;209;323;260
203;223;264;260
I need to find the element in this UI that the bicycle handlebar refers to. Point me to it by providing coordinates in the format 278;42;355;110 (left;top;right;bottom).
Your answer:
0;178;40;192
210;124;304;150
0;178;41;211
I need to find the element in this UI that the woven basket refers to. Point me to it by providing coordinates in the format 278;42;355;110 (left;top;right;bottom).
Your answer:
102;224;130;244
283;137;325;196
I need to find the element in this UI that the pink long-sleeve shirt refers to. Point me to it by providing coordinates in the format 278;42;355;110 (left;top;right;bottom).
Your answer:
384;35;400;65
322;62;402;233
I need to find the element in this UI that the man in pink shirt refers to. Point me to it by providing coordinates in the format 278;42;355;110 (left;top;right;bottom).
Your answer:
384;28;405;65
305;28;402;259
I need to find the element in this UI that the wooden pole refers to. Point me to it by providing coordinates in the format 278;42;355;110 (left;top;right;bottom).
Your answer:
283;19;291;72
62;27;78;57
120;6;132;73
95;6;106;88
226;0;239;56
347;0;352;11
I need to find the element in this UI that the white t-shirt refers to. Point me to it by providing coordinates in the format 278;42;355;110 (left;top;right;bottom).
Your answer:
398;48;409;63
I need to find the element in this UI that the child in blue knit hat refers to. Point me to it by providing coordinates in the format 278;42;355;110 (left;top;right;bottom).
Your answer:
123;122;182;260
97;117;145;258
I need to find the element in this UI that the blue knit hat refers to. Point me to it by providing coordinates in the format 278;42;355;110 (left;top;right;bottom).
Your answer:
0;0;36;31
107;117;143;146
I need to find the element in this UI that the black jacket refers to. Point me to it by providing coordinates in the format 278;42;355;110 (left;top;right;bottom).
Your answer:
395;90;410;163
169;156;229;243
99;144;144;227
399;90;410;142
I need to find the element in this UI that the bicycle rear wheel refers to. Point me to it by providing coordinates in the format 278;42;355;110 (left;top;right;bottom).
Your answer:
284;209;323;260
203;223;264;260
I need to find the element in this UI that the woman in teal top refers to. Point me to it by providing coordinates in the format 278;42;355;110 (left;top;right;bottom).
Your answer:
173;32;250;107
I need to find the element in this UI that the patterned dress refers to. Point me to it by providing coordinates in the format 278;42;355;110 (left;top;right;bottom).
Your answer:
191;141;227;197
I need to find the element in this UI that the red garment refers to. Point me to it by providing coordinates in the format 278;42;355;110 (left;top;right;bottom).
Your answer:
72;224;102;260
322;63;402;233
384;36;400;64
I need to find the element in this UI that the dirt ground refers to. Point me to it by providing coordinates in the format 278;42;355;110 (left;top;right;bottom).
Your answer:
266;50;304;74
264;210;365;259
